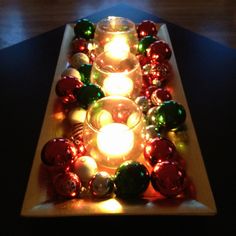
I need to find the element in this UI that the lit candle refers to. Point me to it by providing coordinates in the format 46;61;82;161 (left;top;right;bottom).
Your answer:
103;73;133;97
97;123;134;158
104;36;130;59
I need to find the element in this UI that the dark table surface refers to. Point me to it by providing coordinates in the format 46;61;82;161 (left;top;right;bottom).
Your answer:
0;4;235;235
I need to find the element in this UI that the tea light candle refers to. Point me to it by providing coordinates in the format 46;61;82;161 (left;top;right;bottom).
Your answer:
97;123;134;158
103;73;133;97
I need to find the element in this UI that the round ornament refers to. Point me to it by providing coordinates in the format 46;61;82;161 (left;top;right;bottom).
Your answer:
151;161;186;197
147;40;172;62
70;52;90;69
55;76;83;104
144;137;176;166
153;100;186;130
72;156;98;186
149;61;170;83
145;125;160;140
138;35;158;55
71;37;88;54
74;84;105;109
142;85;158;99
53;172;81;198
61;68;81;81
114;161;150;199
89;171;114;198
137;20;158;39
74;19;95;40
151;88;172;106
41;138;78;169
135;96;151;113
78;64;92;85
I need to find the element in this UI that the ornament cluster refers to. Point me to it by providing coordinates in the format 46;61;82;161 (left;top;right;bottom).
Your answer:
40;19;193;201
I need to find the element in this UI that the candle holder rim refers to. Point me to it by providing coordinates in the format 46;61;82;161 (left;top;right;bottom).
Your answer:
92;51;141;75
85;95;143;132
96;16;137;34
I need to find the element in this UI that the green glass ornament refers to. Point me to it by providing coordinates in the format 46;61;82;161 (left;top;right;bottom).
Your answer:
114;160;150;199
74;84;104;109
79;64;92;85
149;100;186;130
138;35;157;54
74;19;95;40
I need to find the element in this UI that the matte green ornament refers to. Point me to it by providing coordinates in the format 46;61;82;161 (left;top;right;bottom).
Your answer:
138;35;157;54
74;19;95;40
79;64;92;85
74;84;104;109
114;160;150;199
154;100;186;130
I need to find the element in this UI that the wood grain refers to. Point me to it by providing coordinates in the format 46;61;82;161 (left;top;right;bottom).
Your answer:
0;0;235;49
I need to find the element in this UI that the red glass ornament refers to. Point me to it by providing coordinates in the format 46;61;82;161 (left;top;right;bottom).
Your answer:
151;88;172;106
71;38;88;54
144;137;176;166
53;172;81;198
55;76;83;104
137;20;157;39
142;85;158;99
141;74;152;90
149;61;170;83
147;40;172;62
151;161;186;197
41;138;78;170
136;54;150;68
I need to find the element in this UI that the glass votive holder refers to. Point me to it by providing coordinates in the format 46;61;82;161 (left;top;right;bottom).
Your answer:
90;51;142;99
94;16;138;56
83;96;146;169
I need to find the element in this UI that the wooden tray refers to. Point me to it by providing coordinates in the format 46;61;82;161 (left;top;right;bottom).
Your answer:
21;23;216;216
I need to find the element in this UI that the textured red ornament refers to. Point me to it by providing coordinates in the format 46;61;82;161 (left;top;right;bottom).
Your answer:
142;85;158;99
144;137;176;166
149;61;170;83
112;104;132;123
137;54;150;68
137;20;158;39
55;76;83;104
41;138;78;170
141;74;152;90
151;88;172;106
53;172;81;198
71;38;88;54
151;161;186;197
147;40;172;62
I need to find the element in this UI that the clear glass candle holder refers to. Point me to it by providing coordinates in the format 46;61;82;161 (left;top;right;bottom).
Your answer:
90;51;142;99
83;96;146;169
94;16;139;56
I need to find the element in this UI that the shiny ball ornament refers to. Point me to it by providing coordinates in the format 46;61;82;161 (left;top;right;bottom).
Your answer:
135;96;151;113
72;156;98;186
74;18;95;40
78;64;92;85
151;161;186;197
70;52;90;69
55;76;83;104
68;107;87;124
147;40;172;62
137;20;158;39
112;103;132;123
61;67;81;81
138;35;158;55
53;172;81;198
143;85;158;99
41;138;78;169
114;161;150;199
144;137;176;166
71;122;84;142
154;100;186;130
151;88;172;106
137;54;150;68
146;106;159;125
149;61;170;83
74;84;105;109
145;125;160;140
89;172;114;198
71;37;88;54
